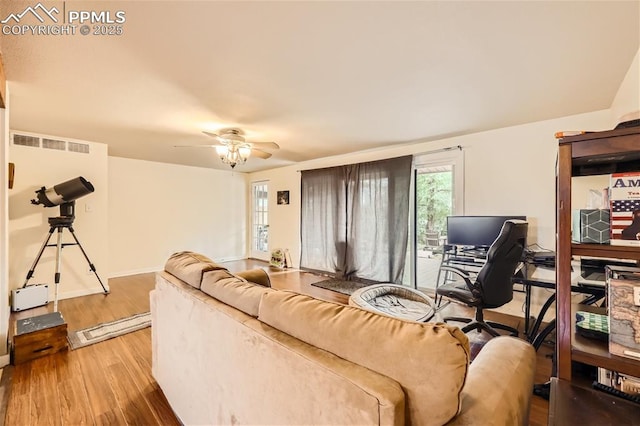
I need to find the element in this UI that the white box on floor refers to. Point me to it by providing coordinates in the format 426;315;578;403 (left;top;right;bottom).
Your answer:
11;284;49;311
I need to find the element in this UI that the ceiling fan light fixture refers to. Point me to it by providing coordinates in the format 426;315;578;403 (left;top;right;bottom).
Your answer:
238;145;251;160
177;127;278;170
215;145;229;160
215;142;251;169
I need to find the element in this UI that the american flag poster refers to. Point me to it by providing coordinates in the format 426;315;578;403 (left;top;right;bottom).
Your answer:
610;172;640;246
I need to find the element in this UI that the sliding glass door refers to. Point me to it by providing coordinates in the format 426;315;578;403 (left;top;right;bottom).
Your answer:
406;150;464;290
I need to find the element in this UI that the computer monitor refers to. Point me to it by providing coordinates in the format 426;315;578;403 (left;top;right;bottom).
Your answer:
446;215;527;248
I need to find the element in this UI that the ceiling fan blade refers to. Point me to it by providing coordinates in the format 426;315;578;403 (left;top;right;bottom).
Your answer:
202;131;225;141
250;141;280;150
174;144;222;148
251;148;272;159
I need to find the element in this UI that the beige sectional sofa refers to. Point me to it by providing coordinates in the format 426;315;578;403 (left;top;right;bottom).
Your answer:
151;251;536;425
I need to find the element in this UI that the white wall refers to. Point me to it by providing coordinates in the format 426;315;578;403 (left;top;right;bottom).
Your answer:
611;47;640;125
250;108;613;268
108;157;247;277
8;131;109;301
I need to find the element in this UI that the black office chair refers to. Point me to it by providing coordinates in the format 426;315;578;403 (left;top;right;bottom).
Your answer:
436;220;528;337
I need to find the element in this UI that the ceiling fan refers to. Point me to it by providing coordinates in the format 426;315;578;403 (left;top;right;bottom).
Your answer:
176;128;280;169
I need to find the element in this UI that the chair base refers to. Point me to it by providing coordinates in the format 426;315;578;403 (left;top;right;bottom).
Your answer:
443;316;519;338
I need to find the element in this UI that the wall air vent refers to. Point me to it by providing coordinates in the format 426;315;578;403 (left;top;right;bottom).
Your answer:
42;138;66;151
11;133;91;154
12;134;40;148
67;142;90;154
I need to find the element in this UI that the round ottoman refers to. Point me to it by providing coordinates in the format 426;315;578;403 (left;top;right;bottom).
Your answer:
349;284;436;322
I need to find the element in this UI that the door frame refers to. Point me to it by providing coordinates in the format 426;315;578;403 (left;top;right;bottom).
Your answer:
250;180;270;260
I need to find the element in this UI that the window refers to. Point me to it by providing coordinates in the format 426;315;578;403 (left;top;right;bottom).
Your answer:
251;181;269;259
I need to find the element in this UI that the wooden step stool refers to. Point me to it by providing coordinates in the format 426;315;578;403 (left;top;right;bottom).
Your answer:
12;311;68;365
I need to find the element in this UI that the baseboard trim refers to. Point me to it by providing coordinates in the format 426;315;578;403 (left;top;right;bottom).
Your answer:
59;287;110;300
107;257;252;279
108;266;162;279
215;256;247;263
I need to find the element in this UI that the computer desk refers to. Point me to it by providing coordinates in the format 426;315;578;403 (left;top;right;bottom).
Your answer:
436;249;606;349
512;269;605;350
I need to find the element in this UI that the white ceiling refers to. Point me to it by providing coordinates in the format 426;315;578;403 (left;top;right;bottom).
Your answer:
1;1;639;172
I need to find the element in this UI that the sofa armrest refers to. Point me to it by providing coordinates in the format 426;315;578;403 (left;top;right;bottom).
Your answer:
447;336;536;426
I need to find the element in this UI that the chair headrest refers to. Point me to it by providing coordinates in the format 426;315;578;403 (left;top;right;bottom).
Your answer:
486;220;528;259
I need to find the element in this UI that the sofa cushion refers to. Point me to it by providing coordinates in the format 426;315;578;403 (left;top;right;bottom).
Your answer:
201;270;273;317
164;251;226;289
259;290;470;426
235;268;272;287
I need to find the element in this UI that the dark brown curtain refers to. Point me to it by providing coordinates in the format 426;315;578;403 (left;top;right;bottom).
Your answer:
300;155;412;283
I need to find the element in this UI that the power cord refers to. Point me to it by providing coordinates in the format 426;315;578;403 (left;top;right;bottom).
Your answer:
592;381;640;404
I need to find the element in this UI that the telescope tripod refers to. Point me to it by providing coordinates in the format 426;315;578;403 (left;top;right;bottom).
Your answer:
23;216;109;312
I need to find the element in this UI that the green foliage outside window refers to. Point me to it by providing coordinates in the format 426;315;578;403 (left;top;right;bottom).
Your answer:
416;171;452;247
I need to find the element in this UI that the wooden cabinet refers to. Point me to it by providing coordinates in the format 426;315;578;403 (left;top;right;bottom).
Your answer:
12;311;68;365
556;127;640;381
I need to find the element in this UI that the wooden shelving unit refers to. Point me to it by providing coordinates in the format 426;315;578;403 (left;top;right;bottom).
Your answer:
570;304;640;378
556;127;640;381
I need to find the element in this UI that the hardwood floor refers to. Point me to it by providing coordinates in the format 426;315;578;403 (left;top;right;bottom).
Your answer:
4;261;551;425
5;274;179;426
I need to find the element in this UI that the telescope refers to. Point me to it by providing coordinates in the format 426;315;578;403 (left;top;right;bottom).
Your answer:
22;176;108;312
31;176;94;208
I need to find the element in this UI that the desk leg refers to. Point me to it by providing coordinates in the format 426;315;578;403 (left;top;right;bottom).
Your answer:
435;256;447;306
524;281;532;339
529;293;556;346
532;319;556;351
